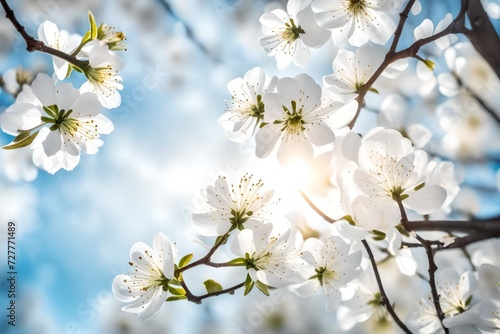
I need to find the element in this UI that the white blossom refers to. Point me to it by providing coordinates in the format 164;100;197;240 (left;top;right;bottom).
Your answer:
112;233;178;321
293;235;362;312
255;73;357;164
352;128;447;215
218;67;277;143
231;223;308;288
37;20;82;80
258;0;330;69
0;73;114;174
192;173;280;237
311;0;399;46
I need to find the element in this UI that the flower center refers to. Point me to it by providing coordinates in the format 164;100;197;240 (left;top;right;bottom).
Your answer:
282;19;305;42
348;0;365;13
250;94;265;120
314;266;337;286
275;100;305;135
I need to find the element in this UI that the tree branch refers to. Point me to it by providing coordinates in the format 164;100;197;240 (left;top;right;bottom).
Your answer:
0;0;87;69
362;240;412;334
298;189;337;224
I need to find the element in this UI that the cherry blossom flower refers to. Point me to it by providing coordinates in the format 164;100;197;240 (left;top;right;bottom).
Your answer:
37;20;82;80
352;128;447;215
258;0;330;69
81;43;123;109
192;173;280;237
255;73;357;164
293;235;362;312
0;73;114;174
311;0;399;46
112;233;178;321
96;23;127;51
409;269;477;333
413;13;456;50
231;223;308;288
218;67;277;143
325;45;408;100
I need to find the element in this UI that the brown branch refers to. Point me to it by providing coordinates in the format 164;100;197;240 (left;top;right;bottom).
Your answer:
405;216;500;234
416;234;449;333
464;0;500;78
1;0;87;69
362;240;412;334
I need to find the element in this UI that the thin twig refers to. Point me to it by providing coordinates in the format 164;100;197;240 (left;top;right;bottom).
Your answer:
362;240;412;334
1;0;87;69
298;189;337;224
180;280;245;304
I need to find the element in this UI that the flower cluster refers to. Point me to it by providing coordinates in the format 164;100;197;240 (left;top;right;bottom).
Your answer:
0;12;125;174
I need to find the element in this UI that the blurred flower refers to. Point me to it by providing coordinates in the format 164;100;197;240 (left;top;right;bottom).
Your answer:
192;173;280;236
258;0;329;69
1;66;33;97
256;73;356;164
311;0;399;46
377;93;432;148
294;235;362;312
0;73;113;174
231;223;308;288
413;13;456;50
81;43;123;109
37;20;82;80
219;67;277;143
112;232;178;321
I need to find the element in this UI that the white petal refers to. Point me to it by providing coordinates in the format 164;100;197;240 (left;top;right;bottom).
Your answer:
404;185;447;215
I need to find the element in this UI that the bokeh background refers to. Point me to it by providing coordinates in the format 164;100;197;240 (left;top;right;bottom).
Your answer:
0;0;499;333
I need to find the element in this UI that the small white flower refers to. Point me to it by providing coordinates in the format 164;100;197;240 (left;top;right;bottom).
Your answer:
218;67;277;143
255;73;357;164
112;233;178;321
81;43;123;109
353;128;447;215
37;20;82;80
0;73;114;174
325;45;408;99
258;0;330;69
311;0;399;46
293;235;362;312
97;23;127;51
192;173;279;237
231;223;308;288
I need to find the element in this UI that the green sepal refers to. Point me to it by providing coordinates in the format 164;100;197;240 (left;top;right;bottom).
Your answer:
227;257;247;266
88;11;97;39
178;253;193;268
395;224;410;237
169;278;182;286
168;285;186;296
399;194;409;201
203;279;223;294
166;295;187;302
3;131;39;150
243;274;254;296
341;215;356;226
371;230;386;241
422;59;436;71
255;280;270;296
368;87;380;94
259;122;268;128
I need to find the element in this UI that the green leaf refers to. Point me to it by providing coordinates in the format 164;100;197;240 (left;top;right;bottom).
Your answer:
178;253;193;268
168;285;186;296
166;295;187;302
3;131;39;150
88;11;97;39
255;280;270;296
203;279;223;294
12;130;31;142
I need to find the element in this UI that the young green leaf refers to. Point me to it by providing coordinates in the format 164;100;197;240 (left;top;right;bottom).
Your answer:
88;11;97;39
203;279;223;294
178;253;193;268
3;131;39;150
166;295;187;302
255;280;270;296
